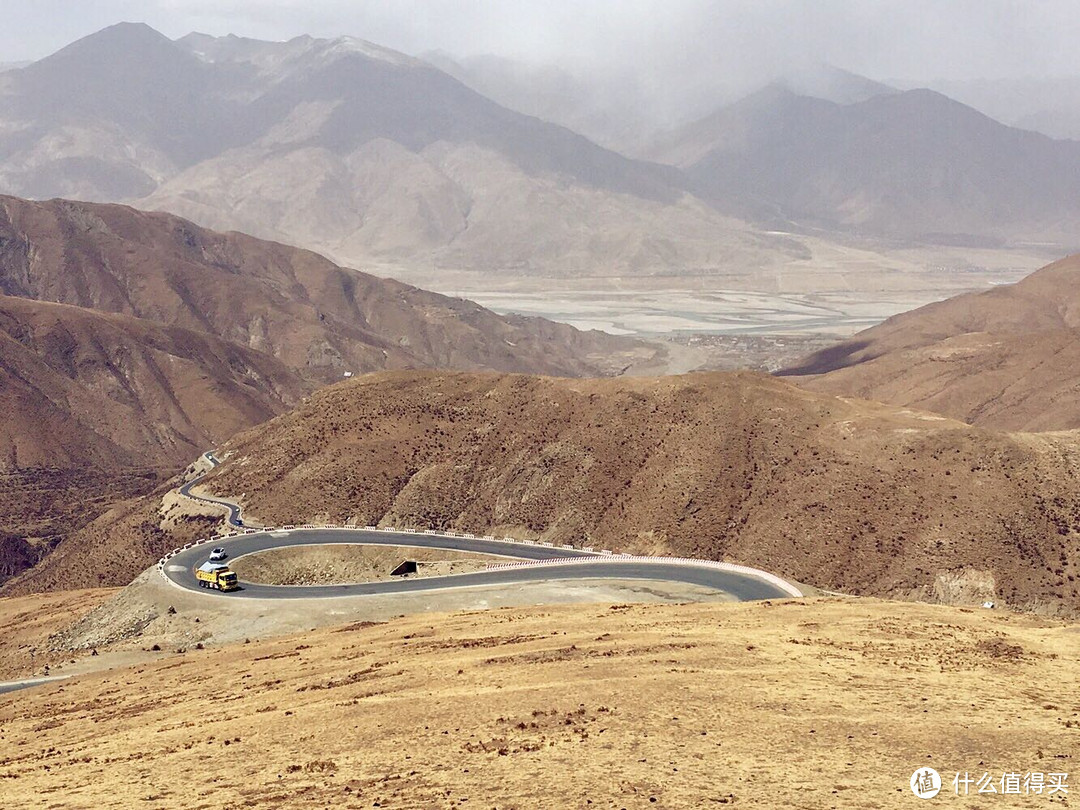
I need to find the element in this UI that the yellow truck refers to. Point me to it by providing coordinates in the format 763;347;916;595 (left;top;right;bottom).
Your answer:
196;562;239;592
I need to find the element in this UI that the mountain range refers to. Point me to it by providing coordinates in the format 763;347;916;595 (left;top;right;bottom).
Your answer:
0;23;800;278
648;85;1080;244
16;369;1079;616
917;76;1080;142
6;23;1076;279
0;193;651;586
0;195;646;387
427;57;898;155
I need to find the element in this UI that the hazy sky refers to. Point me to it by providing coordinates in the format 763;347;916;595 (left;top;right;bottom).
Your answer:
1;0;1077;83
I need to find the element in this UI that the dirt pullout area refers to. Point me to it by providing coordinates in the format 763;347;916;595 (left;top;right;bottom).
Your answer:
1;599;1076;809
230;544;506;586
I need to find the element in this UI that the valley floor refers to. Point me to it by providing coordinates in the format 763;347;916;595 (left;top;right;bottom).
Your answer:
377;241;1048;340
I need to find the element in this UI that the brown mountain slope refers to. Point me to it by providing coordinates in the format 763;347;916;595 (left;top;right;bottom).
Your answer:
0;195;652;380
0;24;803;279
0;294;306;470
0;293;305;589
28;370;1075;612
782;254;1080;430
654;86;1080;245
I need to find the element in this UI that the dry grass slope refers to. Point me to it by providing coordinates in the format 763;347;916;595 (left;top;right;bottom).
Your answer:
0;598;1076;808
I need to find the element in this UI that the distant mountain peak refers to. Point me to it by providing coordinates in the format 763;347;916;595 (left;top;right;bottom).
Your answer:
318;36;420;67
775;63;896;105
175;30;420;70
49;21;177;57
26;21;200;79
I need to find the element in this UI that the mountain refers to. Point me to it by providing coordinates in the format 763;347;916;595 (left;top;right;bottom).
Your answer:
21;369;1079;612
191;371;1080;613
0;195;652;380
781;254;1080;431
0;24;801;278
774;64;895;106
0;290;300;586
0;294;306;470
427;56;894;156
420;51;661;154
0;193;656;589
650;86;1080;245
916;76;1080;141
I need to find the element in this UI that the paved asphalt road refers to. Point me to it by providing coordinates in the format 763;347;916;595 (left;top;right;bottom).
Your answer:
0;676;67;696
178;453;245;526
2;462;795;699
164;528;796;601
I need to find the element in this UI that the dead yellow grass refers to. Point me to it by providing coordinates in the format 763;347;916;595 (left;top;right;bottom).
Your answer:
0;598;1076;808
0;589;117;679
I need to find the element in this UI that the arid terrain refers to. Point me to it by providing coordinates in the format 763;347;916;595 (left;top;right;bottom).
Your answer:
0;294;307;469
231;544;504;586
18;369;1078;616
0;588;116;679
203;371;1080;615
0;11;1078;810
0;468;161;588
1;23;1065;317
0;194;654;587
0;596;1076;808
0;195;649;383
786;254;1080;431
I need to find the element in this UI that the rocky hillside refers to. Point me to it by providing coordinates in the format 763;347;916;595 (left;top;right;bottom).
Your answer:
0;289;302;589
0;294;306;469
783;254;1080;431
0;194;652;589
22;370;1078;614
0;195;651;380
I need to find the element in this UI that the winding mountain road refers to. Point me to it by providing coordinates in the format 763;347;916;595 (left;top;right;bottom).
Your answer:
163;528;798;601
178;452;245;526
169;453;801;601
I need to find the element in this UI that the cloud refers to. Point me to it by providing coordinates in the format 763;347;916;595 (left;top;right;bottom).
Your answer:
2;0;1077;86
